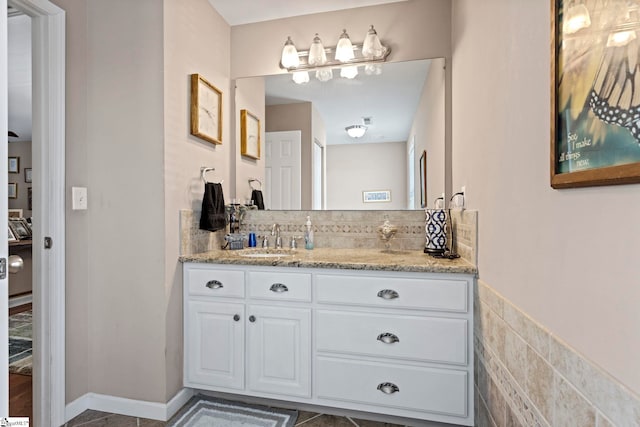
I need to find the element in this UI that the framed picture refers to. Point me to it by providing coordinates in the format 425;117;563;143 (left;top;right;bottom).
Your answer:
190;73;222;145
9;218;31;240
8;157;19;174
24;168;32;183
240;109;261;159
419;150;427;208
551;0;640;188
8;209;23;218
8;226;17;242
8;183;17;199
28;187;32;211
363;190;391;203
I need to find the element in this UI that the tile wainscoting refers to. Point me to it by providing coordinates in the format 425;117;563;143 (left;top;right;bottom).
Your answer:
475;281;640;427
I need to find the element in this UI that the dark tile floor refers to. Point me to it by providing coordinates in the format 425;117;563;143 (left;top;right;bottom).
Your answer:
65;408;407;426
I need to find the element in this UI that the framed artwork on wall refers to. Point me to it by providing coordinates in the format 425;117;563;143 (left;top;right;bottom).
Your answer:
8;183;17;199
363;190;391;203
190;73;222;145
24;168;32;183
420;150;427;208
8;157;19;174
551;0;640;188
240;109;261;159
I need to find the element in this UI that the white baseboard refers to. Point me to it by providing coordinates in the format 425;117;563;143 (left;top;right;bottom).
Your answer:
65;388;194;423
9;294;32;308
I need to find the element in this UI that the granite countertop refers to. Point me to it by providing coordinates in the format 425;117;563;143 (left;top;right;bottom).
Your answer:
179;247;477;275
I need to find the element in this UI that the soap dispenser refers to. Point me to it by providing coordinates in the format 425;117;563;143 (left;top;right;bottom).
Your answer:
304;216;314;250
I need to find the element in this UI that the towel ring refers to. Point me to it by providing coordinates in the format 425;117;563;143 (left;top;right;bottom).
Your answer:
201;167;223;184
249;178;262;190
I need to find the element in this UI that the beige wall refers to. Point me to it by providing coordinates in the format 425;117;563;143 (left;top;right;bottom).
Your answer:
234;77;265;202
163;0;231;401
230;0;451;79
452;0;640;396
326;142;407;210
408;58;445;209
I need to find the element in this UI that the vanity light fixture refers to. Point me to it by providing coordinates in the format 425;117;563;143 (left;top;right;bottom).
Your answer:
279;25;391;84
346;125;367;138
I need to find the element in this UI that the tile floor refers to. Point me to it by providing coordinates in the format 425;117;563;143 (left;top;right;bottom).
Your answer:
65;408;407;426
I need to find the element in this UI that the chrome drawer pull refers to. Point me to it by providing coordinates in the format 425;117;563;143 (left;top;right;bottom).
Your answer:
205;280;223;290
377;333;400;344
377;289;399;300
270;283;289;293
377;382;400;394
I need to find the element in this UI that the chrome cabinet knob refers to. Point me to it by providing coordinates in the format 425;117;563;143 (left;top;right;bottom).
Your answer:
377;289;399;300
377;382;400;394
205;280;223;290
377;333;400;344
249;315;256;323
270;283;289;293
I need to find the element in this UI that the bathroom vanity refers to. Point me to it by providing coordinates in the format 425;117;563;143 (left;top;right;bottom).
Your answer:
181;248;476;426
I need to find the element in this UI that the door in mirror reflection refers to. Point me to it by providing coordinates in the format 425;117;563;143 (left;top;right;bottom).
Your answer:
266;131;302;209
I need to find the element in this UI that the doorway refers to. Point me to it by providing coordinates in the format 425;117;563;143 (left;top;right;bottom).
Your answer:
5;0;66;425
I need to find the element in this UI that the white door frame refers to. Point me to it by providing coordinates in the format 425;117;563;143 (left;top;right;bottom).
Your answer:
8;0;65;425
1;0;9;416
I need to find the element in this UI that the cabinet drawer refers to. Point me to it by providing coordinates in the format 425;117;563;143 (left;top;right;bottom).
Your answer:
315;274;468;312
248;271;312;302
316;357;468;417
316;310;467;365
187;267;245;298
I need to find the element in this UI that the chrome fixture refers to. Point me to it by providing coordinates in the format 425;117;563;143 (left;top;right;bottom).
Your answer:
271;224;282;249
279;25;391;84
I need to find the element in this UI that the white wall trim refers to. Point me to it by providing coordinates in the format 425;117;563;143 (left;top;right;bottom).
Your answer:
8;293;32;308
8;1;66;426
65;388;195;422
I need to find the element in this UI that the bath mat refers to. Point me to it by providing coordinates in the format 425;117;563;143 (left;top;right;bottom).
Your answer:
169;395;298;427
9;310;32;375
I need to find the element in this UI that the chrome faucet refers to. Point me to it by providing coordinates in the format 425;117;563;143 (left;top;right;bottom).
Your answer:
271;224;282;249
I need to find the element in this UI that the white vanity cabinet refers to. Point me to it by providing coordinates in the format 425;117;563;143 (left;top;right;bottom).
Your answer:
184;264;312;399
183;262;474;426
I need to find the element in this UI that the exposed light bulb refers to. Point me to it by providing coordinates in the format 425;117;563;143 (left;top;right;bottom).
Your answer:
292;71;309;84
280;36;299;68
340;66;358;79
315;68;333;82
335;29;355;62
362;25;384;58
308;33;327;66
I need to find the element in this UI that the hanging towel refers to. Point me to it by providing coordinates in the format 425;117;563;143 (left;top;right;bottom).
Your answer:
251;189;265;210
200;182;226;231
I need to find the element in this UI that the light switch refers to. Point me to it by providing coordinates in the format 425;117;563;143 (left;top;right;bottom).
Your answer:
72;187;88;210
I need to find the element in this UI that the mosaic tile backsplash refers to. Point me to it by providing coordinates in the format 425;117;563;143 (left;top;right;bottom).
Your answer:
180;209;478;266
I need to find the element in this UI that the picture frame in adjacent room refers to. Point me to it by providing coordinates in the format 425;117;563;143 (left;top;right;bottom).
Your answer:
240;109;261;159
420;150;427;208
8;226;17;242
8;209;23;218
363;190;391;203
551;0;640;188
8;183;17;199
9;218;31;240
24;167;32;183
190;73;222;145
8;157;19;174
28;187;32;211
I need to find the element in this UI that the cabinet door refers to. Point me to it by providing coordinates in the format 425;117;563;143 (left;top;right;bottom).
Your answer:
247;305;311;397
186;300;244;390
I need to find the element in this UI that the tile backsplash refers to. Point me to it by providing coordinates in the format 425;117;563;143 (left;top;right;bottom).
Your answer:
180;208;478;266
